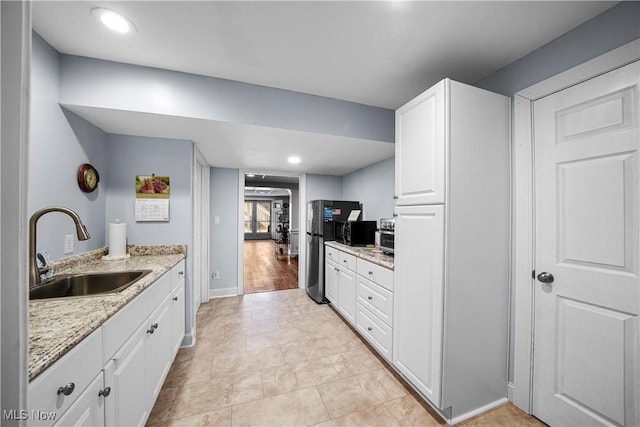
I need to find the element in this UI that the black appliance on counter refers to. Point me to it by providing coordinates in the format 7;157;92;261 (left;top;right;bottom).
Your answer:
306;199;361;303
343;220;377;246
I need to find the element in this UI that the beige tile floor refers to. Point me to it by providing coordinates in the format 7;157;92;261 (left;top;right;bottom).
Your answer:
147;289;546;427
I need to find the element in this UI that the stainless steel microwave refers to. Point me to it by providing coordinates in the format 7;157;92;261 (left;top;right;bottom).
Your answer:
379;218;395;255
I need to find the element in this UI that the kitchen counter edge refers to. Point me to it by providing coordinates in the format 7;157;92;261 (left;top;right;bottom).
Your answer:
325;241;394;270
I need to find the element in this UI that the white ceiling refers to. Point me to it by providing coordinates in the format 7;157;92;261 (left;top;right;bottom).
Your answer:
33;1;617;174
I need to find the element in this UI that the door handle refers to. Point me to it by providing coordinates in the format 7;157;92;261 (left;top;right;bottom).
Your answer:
537;272;554;284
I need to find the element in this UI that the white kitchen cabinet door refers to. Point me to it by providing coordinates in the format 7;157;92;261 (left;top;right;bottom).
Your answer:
337;266;357;325
148;298;172;402
395;80;446;206
393;204;445;407
53;373;105;427
325;259;339;305
104;322;150;427
170;281;186;358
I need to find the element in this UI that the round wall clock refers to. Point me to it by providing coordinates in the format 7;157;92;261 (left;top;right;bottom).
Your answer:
77;163;100;193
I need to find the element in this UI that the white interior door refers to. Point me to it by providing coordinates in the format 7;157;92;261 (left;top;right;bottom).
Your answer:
532;61;639;426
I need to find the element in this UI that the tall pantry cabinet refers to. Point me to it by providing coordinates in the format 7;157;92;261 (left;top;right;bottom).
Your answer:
393;79;510;423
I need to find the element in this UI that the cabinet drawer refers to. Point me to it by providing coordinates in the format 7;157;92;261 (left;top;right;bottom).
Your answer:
356;276;393;327
28;328;103;427
325;246;338;262
356;258;393;291
102;272;170;362
356;303;393;362
338;251;357;272
170;260;185;290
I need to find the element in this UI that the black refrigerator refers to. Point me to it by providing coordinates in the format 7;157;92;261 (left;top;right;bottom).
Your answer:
305;199;361;303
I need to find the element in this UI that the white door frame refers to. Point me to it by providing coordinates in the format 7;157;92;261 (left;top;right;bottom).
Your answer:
512;38;640;413
197;150;210;304
237;170;307;295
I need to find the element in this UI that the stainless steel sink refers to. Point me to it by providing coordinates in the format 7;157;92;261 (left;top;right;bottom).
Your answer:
29;270;152;300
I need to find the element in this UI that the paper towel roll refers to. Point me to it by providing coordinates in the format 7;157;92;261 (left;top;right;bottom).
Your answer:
108;221;127;258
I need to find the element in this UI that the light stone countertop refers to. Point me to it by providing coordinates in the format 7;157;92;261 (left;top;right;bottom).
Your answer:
325;241;394;270
28;245;186;381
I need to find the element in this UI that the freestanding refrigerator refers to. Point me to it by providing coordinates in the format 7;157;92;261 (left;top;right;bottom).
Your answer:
306;200;361;303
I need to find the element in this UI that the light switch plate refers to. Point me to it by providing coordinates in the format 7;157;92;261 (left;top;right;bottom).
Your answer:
64;234;74;254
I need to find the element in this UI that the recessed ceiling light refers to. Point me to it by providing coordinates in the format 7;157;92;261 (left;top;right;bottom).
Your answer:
91;8;136;34
288;156;301;164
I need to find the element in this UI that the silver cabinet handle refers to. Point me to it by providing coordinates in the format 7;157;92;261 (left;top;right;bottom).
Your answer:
57;383;75;396
98;387;111;398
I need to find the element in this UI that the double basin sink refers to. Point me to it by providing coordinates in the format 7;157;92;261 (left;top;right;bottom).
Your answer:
30;270;152;300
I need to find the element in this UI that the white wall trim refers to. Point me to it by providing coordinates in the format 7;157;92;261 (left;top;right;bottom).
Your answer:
1;1;31;417
237;169;245;296
511;38;640;414
209;287;239;299
450;398;510;426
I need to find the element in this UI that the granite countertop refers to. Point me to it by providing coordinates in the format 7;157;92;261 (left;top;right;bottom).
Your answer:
325;241;394;270
28;245;186;381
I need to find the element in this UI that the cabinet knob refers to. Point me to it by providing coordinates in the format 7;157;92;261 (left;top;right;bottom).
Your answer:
152;323;159;330
367;296;373;300
147;326;155;334
393;195;398;200
368;271;373;275
178;271;184;276
173;296;178;301
98;387;111;398
57;382;75;396
367;327;373;331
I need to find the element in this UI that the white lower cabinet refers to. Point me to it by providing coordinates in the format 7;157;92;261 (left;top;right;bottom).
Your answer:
336;266;356;325
170;281;186;359
325;244;394;361
104;319;150;427
28;259;187;427
325;259;339;305
53;373;106;427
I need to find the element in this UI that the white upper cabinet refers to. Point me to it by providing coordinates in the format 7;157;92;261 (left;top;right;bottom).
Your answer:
395;80;446;206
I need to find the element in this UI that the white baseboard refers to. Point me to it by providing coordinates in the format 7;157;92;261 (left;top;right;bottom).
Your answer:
450;398;510;425
507;382;514;402
209;287;238;299
181;329;196;348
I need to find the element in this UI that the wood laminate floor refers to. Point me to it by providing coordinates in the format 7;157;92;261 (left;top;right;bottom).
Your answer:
148;289;547;427
243;239;298;294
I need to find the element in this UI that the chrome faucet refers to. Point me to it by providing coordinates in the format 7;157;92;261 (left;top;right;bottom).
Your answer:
29;207;90;286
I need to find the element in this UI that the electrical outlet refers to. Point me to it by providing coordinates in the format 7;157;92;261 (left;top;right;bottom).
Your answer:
214;216;220;225
64;235;74;254
213;271;220;280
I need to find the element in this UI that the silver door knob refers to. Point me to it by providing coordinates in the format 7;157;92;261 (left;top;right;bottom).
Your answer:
537;272;554;283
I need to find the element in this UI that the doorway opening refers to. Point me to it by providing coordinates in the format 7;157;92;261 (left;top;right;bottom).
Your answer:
243;174;300;294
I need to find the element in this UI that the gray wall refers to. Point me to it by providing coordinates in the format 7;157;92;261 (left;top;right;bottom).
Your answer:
342;157;395;224
474;0;640;385
306;174;343;202
210;167;239;293
59;55;394;143
104;134;193;247
475;1;640;96
30;33;107;260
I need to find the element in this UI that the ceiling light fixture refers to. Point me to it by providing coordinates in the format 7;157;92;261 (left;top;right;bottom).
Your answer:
288;156;301;164
91;8;136;34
